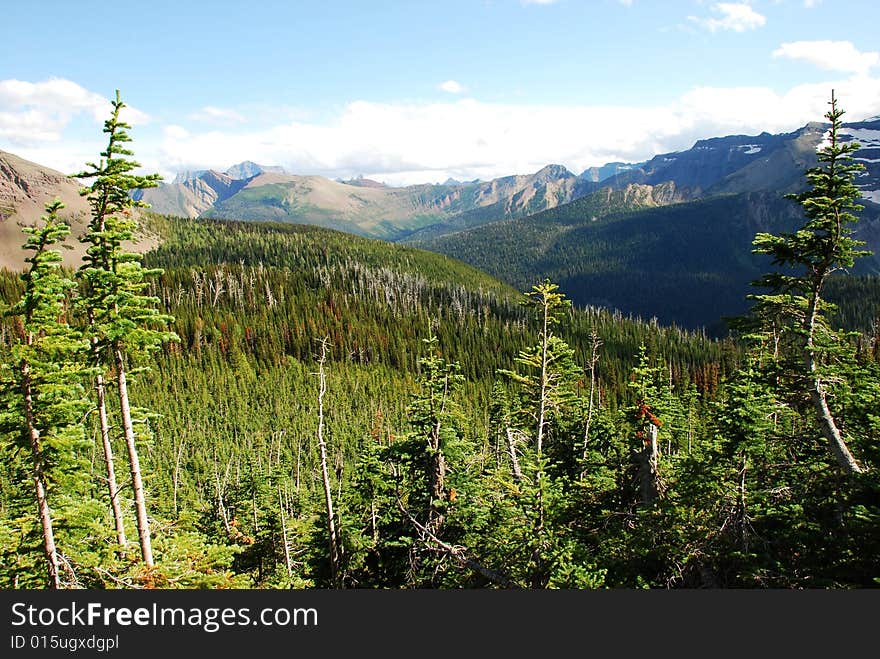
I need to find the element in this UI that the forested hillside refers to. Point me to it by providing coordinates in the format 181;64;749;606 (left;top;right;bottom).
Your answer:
0;212;739;587
1;93;878;591
420;188;880;333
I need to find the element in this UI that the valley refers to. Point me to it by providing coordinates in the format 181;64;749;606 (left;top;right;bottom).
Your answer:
1;90;879;593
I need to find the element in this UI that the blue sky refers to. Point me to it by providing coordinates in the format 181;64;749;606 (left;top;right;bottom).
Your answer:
2;0;879;185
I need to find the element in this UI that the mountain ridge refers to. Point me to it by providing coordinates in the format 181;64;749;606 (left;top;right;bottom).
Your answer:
82;117;880;244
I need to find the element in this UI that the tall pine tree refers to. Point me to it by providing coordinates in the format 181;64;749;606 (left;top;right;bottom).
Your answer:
749;91;868;475
0;201;90;588
74;90;177;567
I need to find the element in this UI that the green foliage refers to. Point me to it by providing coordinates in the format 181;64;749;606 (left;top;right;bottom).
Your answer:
74;91;177;366
1;201;91;466
0;200;94;587
743;93;871;472
1;95;877;589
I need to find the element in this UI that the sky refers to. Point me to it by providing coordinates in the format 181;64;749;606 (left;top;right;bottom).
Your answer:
2;0;879;186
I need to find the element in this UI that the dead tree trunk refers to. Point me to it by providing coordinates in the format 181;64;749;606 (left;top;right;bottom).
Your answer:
88;307;127;551
429;420;447;511
114;347;154;567
736;450;749;552
638;423;660;506
316;338;342;587
279;487;292;576
173;438;186;519
215;467;231;534
505;427;524;483
294;435;302;493
427;371;450;528
581;332;602;478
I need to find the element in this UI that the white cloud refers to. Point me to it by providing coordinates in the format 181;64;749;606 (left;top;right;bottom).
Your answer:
803;0;821;7
4;75;880;187
146;75;880;186
618;0;634;6
689;3;766;32
438;80;465;94
188;106;246;124
521;0;558;5
163;125;191;140
773;41;880;75
0;78;147;148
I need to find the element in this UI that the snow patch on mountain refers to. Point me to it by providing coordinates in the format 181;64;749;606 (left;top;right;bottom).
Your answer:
841;128;880;147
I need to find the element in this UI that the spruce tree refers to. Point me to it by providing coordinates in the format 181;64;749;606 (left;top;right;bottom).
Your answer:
74;90;177;566
406;335;464;529
0;200;90;587
499;280;580;587
749;91;868;474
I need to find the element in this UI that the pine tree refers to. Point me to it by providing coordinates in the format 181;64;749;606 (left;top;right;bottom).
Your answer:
499;280;580;587
713;354;778;556
749;91;869;475
74;90;177;566
405;335;464;529
0;201;90;587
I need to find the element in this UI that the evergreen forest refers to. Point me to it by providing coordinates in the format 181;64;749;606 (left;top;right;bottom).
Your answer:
1;92;878;590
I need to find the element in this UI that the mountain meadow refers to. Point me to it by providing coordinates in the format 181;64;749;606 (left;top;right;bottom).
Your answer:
1;92;879;591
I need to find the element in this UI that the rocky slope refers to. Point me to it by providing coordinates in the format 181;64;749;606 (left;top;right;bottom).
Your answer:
0;151;156;270
139;162;587;240
587;118;880;207
0;150;92;269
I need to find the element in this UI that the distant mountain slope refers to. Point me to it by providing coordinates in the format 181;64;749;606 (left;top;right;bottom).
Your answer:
1;150;94;269
841;118;880;203
402;165;594;242
416;117;880;331
0;150;157;270
224;160;286;180
144;214;515;297
597;125;822;198
420;188;880;333
410;181;682;244
580;161;646;183
138;162;588;239
203;173;448;240
406;119;880;244
587;118;880;206
136;169;249;217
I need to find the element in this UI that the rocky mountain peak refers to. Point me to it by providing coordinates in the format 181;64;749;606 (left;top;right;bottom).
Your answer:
532;164;575;183
225;161;286;180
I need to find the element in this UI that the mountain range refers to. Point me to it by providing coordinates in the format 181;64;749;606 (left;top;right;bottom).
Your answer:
413;118;880;330
126;117;880;244
133;160;591;240
2;116;879;329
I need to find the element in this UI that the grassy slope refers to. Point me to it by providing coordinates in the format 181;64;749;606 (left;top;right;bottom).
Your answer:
202;177;449;240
